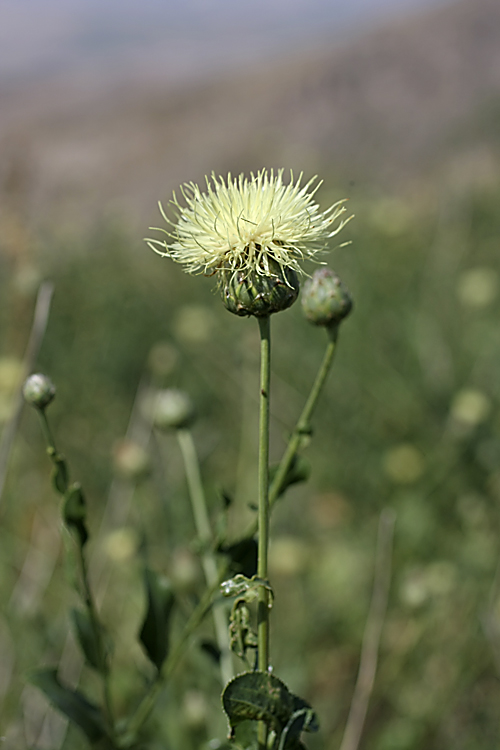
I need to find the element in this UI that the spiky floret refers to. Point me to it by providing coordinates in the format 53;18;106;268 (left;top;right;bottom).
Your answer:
145;169;350;280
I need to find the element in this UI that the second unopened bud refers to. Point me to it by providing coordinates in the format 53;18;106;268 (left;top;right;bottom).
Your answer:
301;268;353;328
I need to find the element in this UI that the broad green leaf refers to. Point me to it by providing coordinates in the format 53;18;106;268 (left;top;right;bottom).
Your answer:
222;672;318;749
71;608;101;671
28;668;106;743
231;719;259;750
63;483;88;547
269;455;311;498
139;568;175;671
222;671;294;737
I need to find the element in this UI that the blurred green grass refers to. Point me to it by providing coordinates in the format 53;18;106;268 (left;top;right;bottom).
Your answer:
1;178;500;749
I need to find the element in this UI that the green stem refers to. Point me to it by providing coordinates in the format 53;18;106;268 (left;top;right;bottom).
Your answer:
37;408;57;453
270;326;338;508
257;315;271;750
37;408;116;742
176;428;233;686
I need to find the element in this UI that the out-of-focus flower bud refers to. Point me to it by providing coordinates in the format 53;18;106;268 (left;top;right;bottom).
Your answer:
457;267;498;308
104;528;138;562
112;439;151;480
221;259;299;317
301;268;353;328
450;389;491;428
383;443;425;484
170;547;201;593
182;690;208;729
22;373;56;410
174;305;215;343
152;389;195;431
269;536;310;576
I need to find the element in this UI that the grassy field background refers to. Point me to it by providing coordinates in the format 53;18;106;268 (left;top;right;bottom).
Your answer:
2;0;500;747
1;174;500;749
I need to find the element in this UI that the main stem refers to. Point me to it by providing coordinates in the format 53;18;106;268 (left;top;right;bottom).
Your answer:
257;315;271;749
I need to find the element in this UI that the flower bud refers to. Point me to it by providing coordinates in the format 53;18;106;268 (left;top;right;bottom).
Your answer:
22;373;56;409
221;259;299;317
152;389;195;431
301;268;353;327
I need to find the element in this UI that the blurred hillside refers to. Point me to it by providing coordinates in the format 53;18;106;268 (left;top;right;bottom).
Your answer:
0;0;499;235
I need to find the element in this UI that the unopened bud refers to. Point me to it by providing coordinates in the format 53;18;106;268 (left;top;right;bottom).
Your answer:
23;373;56;409
152;389;195;431
301;268;353;327
221;259;299;317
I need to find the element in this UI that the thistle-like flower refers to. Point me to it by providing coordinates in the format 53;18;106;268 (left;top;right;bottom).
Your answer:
146;169;350;316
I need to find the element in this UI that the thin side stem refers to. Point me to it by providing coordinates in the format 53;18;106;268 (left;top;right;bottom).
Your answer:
244;326;338;541
38;408;57;453
257;315;271;750
177;428;233;686
37;407;116;742
339;509;396;750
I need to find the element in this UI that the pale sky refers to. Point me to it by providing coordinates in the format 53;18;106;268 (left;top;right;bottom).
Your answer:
0;0;456;81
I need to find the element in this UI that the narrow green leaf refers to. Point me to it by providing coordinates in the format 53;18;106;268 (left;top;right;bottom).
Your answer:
270;455;311;498
71;608;101;670
50;452;69;495
277;703;319;750
63;483;88;547
139;568;175;671
28;668;106;742
290;695;319;733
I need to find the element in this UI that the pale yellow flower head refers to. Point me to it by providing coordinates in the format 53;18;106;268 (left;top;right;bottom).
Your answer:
146;169;350;280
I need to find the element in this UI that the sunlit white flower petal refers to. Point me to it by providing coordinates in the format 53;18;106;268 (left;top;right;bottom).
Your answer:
146;169;350;279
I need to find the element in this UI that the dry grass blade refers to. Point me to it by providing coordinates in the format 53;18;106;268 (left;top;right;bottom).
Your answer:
339;508;396;750
0;280;54;508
